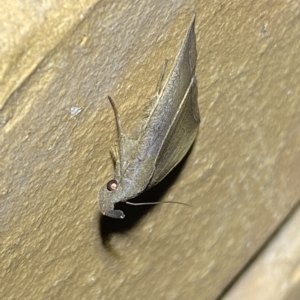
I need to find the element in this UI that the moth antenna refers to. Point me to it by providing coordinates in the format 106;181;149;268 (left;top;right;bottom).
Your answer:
107;96;123;139
125;201;192;207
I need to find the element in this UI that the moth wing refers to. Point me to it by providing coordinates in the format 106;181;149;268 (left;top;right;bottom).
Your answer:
148;76;199;187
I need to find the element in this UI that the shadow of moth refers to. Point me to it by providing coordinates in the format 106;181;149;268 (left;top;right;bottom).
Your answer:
98;15;200;219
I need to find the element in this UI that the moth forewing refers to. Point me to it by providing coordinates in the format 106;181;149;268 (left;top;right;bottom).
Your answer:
148;76;199;187
134;16;197;162
140;16;198;187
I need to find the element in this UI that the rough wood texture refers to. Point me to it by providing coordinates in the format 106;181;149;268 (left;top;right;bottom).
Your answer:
223;204;300;300
1;1;300;299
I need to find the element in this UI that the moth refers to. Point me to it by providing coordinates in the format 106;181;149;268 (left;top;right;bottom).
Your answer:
98;16;200;219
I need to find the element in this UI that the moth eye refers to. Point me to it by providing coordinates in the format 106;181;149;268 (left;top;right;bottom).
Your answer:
107;179;118;191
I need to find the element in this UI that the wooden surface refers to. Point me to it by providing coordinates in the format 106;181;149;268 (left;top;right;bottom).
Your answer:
223;204;300;300
1;1;300;299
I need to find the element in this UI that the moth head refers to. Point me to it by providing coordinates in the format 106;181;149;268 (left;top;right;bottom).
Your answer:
98;179;125;219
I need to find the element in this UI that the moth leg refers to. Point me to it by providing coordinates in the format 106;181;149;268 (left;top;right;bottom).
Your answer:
109;145;121;178
109;145;118;164
155;59;168;95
